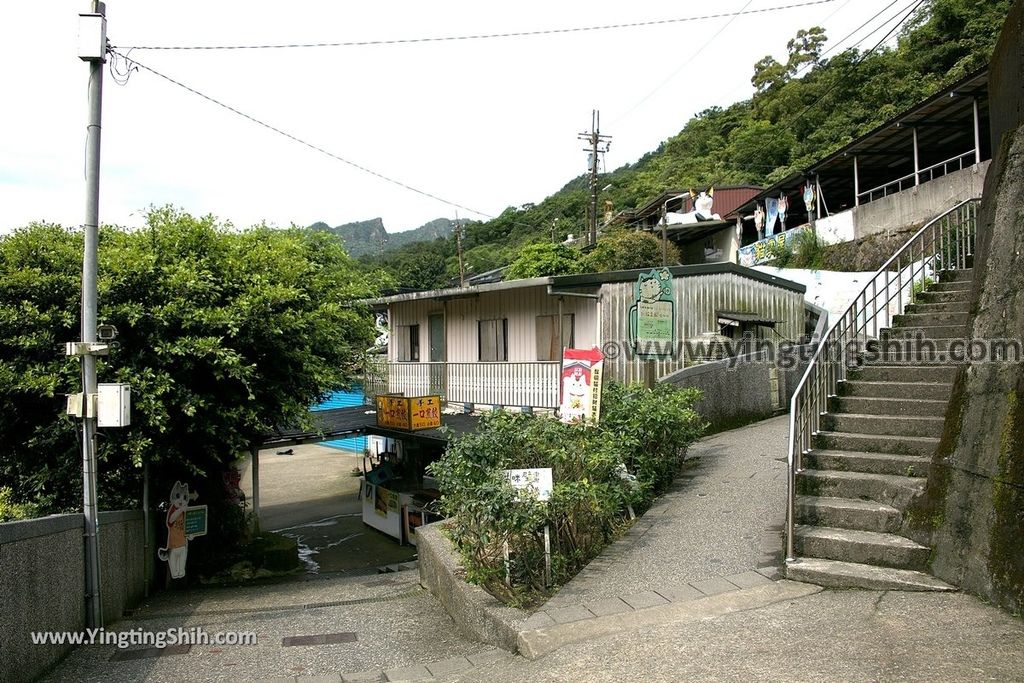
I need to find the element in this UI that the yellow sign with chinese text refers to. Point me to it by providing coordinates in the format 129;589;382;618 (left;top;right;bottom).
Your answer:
375;395;441;431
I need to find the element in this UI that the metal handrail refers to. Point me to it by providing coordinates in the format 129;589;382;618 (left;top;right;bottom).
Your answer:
858;150;978;203
785;198;980;563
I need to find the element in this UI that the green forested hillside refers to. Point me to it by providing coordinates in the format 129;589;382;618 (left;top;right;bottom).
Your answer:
360;0;1010;290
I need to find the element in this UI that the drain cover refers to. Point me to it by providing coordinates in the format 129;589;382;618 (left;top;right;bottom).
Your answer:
282;632;357;647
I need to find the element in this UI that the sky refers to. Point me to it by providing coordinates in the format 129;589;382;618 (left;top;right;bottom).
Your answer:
0;0;918;236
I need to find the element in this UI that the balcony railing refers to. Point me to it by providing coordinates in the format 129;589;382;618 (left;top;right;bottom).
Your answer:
857;150;978;204
364;360;562;409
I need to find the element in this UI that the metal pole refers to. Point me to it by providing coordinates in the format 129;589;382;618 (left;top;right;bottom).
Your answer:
973;97;981;166
81;0;106;630
142;460;151;598
251;447;261;530
912;127;920;186
853;155;860;206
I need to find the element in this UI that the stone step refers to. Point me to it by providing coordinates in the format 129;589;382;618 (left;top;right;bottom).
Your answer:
915;290;971;304
866;337;962;352
793;526;931;571
927;281;973;293
892;311;971;327
830;396;948;417
803;449;931;477
939;268;973;283
903;301;971;314
814;430;940;457
785;558;956;591
838;380;953;401
795;495;902;533
796;469;925;508
822;413;944;439
848;364;958;383
859;351;962;364
881;324;969;340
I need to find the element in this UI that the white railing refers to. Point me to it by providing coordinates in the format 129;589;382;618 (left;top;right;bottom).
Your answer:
365;361;561;409
785;198;979;563
858;150;978;204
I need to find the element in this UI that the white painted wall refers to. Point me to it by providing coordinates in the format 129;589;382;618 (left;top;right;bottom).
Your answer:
387;285;598;363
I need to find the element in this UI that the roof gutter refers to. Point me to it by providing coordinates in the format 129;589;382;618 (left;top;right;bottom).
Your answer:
547;285;599;299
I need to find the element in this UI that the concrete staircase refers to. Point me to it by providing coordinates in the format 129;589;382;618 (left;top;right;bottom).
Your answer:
786;268;974;591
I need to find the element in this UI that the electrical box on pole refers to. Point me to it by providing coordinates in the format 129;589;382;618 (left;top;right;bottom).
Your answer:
77;12;107;61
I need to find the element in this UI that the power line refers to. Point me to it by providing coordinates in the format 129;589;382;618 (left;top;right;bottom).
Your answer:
108;50;494;220
116;0;840;51
611;0;756;125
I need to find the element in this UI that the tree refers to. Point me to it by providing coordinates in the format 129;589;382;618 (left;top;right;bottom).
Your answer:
582;231;680;273
505;242;583;279
0;208;379;518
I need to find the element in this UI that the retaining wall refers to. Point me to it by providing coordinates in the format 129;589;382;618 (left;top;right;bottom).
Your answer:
0;510;149;683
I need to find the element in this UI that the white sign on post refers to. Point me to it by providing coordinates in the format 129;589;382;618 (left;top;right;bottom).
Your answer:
504;468;553;502
502;467;554;588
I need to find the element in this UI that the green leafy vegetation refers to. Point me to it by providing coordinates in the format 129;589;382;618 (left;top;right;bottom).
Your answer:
429;383;706;606
582;230;681;272
362;0;1010;291
505;243;584;279
0;209;379;557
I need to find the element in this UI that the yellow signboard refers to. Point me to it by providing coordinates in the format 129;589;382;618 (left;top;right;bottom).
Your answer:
375;395;441;431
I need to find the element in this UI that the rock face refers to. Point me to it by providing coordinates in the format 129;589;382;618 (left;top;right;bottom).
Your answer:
920;8;1024;613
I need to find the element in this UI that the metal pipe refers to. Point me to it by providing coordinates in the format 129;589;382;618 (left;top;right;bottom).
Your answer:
973;97;981;166
546;285;599;299
913;127;920;186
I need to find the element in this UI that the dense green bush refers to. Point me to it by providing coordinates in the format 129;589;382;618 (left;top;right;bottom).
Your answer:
582;230;680;273
429;382;706;605
505;242;584;279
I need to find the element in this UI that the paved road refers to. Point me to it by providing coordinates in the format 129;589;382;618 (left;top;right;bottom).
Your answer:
545;415;788;609
239;444;415;575
463;589;1024;683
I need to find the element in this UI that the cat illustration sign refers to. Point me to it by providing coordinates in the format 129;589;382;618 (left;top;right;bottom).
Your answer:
629;267;676;358
158;481;207;580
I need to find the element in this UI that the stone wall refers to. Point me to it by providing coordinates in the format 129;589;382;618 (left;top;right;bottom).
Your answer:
988;0;1023;153
914;8;1024;614
0;511;150;683
922;123;1024;615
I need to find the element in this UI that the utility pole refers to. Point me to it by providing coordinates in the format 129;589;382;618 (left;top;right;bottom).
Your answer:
76;0;107;630
578;110;611;247
454;213;465;287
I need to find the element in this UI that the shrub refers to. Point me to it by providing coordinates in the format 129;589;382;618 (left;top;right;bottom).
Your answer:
429;382;706;606
505;242;584;279
582;230;680;272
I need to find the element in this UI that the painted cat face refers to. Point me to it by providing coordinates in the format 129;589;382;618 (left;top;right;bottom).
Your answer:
169;481;189;508
639;276;661;302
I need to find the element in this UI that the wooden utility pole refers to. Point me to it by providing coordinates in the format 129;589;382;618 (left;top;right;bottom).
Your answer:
578;110;611;247
454;213;465;287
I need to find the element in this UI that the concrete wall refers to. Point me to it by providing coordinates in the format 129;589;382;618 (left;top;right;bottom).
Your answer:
911;14;1024;614
660;353;778;430
850;162;989;240
988;0;1023;153
0;510;149;683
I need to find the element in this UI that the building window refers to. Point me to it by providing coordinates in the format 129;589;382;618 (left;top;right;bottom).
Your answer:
397;324;420;362
478;318;508;362
535;314;575;361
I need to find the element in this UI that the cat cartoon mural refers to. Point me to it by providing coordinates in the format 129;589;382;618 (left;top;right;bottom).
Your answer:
158;481;199;579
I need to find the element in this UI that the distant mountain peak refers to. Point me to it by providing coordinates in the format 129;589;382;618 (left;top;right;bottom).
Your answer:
309;217;455;257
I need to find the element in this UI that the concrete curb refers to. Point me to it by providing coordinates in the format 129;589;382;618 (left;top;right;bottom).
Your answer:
416;522;527;652
517;579;823;660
